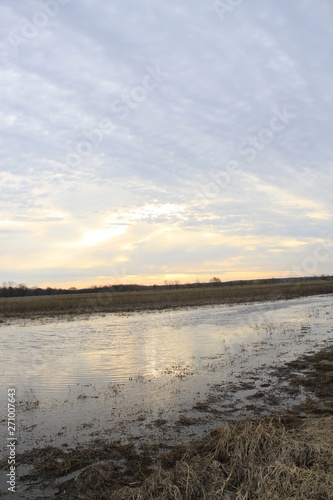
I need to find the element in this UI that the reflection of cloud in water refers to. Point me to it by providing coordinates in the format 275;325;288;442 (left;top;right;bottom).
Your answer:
0;294;332;404
0;295;332;456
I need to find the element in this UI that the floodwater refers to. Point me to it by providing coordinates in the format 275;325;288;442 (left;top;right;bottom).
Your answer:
0;294;332;486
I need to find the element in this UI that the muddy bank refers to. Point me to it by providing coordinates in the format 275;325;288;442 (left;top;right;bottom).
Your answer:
1;345;333;499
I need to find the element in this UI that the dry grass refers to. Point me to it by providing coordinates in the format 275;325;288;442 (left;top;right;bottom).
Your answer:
1;280;333;320
5;415;332;498
2;292;332;498
3;345;333;498
109;416;333;500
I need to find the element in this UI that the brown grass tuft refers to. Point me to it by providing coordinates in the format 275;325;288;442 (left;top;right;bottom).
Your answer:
109;416;333;500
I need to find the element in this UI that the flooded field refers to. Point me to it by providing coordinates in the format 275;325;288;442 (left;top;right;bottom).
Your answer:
0;294;332;497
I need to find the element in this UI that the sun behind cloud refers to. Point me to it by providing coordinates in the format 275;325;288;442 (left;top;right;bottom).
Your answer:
65;226;127;248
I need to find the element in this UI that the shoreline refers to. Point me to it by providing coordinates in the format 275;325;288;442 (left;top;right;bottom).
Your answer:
1;343;332;498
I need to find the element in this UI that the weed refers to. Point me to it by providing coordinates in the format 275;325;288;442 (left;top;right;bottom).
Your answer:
19;388;40;410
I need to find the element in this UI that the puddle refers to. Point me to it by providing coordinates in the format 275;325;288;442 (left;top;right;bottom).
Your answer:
0;294;332;497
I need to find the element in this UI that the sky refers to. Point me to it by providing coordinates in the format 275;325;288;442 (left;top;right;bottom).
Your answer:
1;0;333;288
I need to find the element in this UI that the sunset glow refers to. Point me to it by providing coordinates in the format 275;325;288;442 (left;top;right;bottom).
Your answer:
1;1;332;288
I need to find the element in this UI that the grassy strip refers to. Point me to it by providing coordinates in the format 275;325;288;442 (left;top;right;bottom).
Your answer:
1;280;333;319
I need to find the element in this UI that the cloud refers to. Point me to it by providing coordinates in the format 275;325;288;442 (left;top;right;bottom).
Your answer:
1;0;332;286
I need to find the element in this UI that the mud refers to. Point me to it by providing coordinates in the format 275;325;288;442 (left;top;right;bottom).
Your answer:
0;294;332;498
1;343;332;498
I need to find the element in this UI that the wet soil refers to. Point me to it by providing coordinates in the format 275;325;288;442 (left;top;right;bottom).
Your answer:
1;344;333;499
272;345;333;415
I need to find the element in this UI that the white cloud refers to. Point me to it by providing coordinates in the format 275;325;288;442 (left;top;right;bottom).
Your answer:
1;0;332;286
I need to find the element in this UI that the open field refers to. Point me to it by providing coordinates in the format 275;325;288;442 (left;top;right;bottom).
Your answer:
1;289;332;498
1;279;333;320
1;344;332;499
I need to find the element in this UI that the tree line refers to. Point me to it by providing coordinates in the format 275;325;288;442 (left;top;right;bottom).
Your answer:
1;275;332;298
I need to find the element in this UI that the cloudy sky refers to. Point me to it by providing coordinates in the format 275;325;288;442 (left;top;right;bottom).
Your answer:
1;0;333;288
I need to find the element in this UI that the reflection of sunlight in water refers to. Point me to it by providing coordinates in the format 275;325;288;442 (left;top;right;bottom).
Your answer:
0;294;332;459
0;294;332;404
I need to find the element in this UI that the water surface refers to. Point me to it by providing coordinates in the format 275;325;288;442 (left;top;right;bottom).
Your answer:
0;294;332;460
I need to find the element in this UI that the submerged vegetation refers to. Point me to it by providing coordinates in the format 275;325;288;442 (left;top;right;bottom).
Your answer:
1;277;332;497
3;345;333;499
1;276;333;320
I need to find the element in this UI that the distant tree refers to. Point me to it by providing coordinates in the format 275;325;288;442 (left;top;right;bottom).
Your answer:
210;277;222;284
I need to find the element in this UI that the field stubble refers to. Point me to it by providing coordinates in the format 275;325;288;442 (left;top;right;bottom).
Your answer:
1;280;333;321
